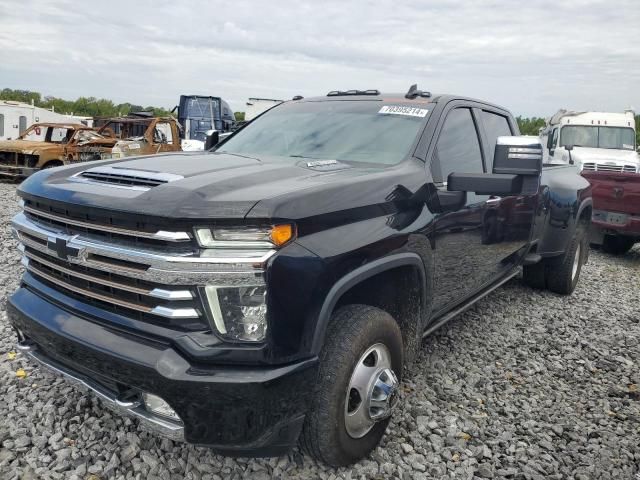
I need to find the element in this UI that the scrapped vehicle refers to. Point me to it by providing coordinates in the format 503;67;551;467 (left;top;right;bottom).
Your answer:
8;87;592;466
94;116;181;158
0;123;117;178
583;170;640;254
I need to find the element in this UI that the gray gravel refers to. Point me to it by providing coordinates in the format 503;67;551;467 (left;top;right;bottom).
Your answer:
0;181;639;479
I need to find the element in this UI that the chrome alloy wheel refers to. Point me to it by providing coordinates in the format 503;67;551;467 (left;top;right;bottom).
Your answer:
572;243;581;281
344;343;399;439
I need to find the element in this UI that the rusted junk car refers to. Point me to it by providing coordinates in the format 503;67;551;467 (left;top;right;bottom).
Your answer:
0;117;182;178
0;123;117;178
94;116;181;159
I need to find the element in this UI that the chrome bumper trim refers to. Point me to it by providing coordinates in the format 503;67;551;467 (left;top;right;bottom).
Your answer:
18;341;185;441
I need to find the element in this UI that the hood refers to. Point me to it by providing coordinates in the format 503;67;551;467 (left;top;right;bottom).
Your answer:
569;147;640;167
0;139;60;155
18;152;425;221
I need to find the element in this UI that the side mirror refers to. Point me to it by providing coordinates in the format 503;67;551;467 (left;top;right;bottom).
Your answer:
447;136;542;196
493;136;543;175
204;130;219;150
564;144;574;165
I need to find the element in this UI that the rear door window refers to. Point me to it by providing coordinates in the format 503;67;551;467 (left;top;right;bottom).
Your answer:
481;111;512;170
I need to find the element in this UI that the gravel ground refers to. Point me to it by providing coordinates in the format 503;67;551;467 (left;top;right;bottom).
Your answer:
0;181;638;480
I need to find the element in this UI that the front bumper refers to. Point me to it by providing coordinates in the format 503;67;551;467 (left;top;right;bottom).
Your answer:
8;286;318;456
0;164;36;178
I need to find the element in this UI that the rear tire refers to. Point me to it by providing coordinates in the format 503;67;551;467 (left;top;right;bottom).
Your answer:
602;235;635;255
545;225;588;295
300;305;403;467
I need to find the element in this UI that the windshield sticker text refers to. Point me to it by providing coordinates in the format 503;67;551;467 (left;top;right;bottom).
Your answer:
378;105;428;118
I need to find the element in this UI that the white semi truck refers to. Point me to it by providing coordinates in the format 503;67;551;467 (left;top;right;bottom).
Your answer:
540;109;638;172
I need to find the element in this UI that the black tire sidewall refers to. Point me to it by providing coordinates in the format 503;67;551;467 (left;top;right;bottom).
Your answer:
547;225;586;294
304;305;403;466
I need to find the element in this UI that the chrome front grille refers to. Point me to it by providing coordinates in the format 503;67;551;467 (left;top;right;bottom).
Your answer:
23;201;191;245
12;208;274;333
582;162;638;173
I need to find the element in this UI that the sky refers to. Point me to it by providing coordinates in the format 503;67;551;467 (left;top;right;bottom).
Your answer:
0;0;638;117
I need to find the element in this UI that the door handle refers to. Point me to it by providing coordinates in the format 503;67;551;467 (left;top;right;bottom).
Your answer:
486;196;502;205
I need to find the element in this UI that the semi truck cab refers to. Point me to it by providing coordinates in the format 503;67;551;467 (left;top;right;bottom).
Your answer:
541;109;639;172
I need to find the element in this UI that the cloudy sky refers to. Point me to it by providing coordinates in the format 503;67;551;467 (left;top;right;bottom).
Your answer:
1;0;638;117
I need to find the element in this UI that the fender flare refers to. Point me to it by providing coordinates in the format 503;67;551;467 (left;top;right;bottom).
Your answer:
310;252;428;354
576;197;593;223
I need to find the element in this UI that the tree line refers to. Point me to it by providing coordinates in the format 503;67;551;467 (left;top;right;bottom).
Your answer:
0;88;172;117
1;88;638;145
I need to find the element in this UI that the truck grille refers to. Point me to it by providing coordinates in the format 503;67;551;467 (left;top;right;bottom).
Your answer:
582;163;637;173
23;198;192;246
12;205;273;335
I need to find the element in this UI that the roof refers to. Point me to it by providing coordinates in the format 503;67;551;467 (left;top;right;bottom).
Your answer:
26;122;89;129
296;92;509;111
98;117;171;124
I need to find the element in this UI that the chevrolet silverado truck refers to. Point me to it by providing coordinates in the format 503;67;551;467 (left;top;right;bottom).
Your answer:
583;170;640;254
7;87;592;466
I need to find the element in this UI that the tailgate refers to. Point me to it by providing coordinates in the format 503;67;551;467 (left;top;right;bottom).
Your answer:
582;171;640;215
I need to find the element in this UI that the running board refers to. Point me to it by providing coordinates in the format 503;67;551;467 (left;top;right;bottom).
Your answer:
522;253;542;265
422;269;520;338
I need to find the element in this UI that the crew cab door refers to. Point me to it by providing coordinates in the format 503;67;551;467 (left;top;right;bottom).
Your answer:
429;106;535;312
476;109;538;274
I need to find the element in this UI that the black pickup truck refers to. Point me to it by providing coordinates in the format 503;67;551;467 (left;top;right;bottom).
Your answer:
8;87;592;466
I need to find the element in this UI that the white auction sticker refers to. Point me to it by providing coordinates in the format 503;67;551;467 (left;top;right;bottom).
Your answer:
378;105;429;118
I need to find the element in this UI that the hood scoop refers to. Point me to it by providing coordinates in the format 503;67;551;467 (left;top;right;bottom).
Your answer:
73;166;184;190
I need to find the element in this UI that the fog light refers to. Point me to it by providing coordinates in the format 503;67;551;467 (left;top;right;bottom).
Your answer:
142;393;181;421
204;285;268;342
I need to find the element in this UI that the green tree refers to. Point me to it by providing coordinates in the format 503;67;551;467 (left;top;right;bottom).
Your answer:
1;88;41;105
0;88;172;118
234;111;245;121
516;116;546;136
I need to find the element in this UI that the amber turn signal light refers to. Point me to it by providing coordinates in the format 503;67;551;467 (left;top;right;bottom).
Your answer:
270;224;295;247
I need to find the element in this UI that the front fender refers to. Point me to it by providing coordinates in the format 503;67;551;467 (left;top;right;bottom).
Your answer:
310;252;428;355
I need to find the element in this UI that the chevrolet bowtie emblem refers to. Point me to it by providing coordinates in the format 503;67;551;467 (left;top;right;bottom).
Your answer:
47;236;82;260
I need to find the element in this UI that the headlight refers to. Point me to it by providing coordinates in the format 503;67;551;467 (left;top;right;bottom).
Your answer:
195;224;294;248
204;285;267;342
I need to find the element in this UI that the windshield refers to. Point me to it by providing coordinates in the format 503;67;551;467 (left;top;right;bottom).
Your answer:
560;126;636;150
218;100;430;165
73;130;108;143
181;96;221;140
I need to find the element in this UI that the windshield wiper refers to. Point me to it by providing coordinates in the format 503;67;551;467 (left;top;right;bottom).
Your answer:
213;151;261;162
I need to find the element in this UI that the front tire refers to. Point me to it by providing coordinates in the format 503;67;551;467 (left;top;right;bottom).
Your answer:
300;305;403;467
